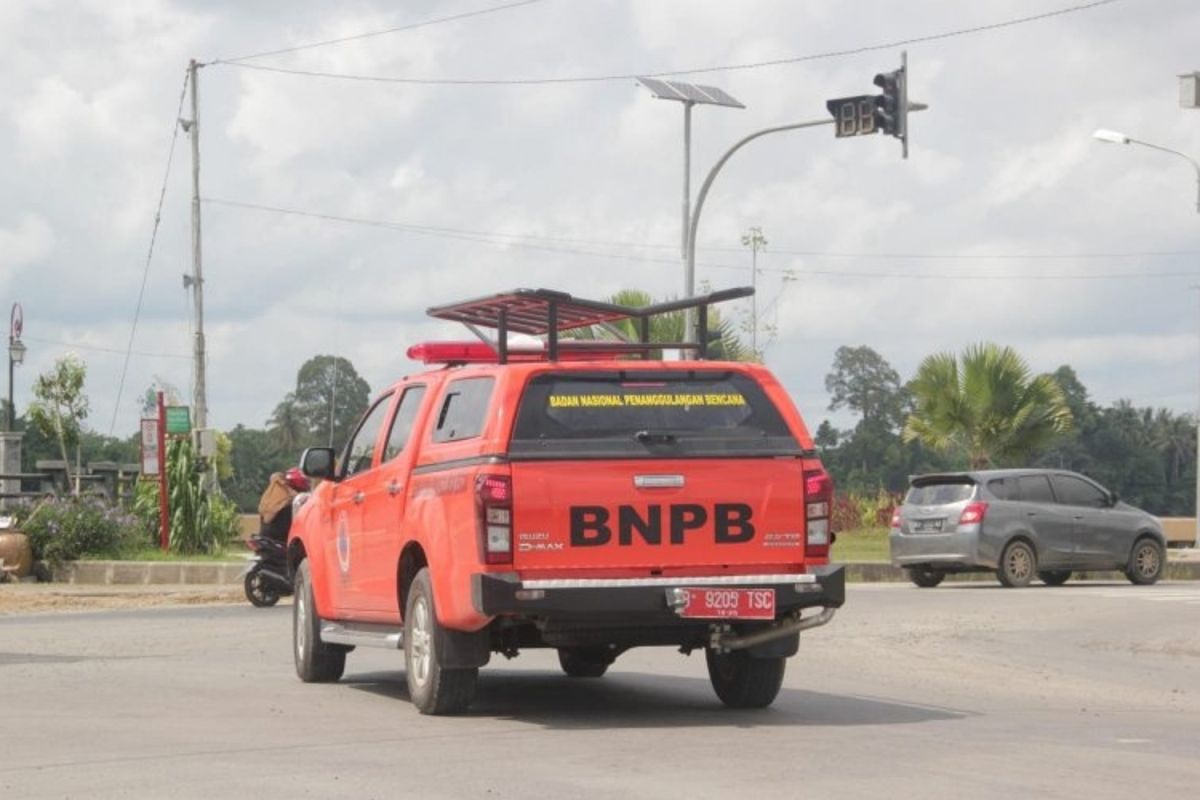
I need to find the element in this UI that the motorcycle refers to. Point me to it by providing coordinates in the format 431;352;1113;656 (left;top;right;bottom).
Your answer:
242;533;292;607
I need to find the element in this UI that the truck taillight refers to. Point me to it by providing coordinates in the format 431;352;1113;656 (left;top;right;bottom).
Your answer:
803;467;833;559
958;501;988;526
476;474;513;565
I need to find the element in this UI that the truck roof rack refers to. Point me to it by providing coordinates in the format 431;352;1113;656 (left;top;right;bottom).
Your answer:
425;287;753;363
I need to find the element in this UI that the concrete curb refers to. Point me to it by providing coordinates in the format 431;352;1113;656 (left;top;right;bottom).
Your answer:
37;554;1200;587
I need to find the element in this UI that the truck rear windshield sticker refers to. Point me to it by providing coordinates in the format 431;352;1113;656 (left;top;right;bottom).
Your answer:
547;392;747;409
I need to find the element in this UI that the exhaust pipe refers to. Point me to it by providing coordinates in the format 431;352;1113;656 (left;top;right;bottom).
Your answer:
710;607;836;653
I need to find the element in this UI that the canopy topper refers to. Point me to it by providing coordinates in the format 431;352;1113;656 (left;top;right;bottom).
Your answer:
424;287;753;363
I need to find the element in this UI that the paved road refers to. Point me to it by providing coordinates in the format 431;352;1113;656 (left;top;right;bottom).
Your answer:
2;581;1197;799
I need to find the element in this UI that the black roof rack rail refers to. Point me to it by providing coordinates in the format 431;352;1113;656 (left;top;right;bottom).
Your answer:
426;287;753;363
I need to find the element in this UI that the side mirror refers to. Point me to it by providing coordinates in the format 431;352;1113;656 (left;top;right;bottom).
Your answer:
301;447;337;481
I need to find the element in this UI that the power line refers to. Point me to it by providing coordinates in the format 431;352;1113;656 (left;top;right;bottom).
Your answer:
109;68;191;436
26;337;190;361
211;0;1120;86
212;0;545;64
203;197;1200;280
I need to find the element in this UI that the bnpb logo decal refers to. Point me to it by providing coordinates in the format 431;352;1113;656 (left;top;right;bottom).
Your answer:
336;511;351;575
569;503;754;546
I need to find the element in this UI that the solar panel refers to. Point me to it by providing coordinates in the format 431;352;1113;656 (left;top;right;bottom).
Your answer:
636;77;744;109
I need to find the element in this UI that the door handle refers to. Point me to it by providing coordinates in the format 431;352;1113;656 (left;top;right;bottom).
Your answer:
387;480;403;497
1026;511;1037;517
353;491;365;505
1072;515;1083;521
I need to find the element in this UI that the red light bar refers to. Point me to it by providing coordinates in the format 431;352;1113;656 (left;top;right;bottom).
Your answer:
407;341;628;364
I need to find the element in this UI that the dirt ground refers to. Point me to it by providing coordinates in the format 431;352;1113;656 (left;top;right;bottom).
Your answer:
0;584;248;615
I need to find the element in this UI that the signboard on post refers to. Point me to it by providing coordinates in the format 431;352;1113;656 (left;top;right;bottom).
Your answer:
165;406;191;435
140;419;159;475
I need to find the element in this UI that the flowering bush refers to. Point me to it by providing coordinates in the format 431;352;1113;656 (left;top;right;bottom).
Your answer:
830;490;902;532
20;495;150;566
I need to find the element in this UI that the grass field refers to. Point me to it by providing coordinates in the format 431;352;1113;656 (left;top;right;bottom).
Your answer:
831;526;890;562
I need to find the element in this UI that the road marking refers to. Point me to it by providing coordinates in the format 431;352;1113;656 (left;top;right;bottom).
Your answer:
1116;738;1154;745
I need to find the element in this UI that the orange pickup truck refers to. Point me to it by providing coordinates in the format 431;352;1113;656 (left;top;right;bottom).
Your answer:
288;288;845;714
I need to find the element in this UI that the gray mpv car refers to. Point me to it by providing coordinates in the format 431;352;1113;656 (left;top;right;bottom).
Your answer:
889;469;1166;588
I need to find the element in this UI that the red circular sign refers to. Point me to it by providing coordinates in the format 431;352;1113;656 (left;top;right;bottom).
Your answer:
10;303;22;340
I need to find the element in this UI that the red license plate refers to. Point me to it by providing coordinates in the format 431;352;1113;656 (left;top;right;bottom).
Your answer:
679;587;775;620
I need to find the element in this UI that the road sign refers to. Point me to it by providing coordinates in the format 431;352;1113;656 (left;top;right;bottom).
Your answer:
165;406;191;435
140;419;159;475
825;95;877;138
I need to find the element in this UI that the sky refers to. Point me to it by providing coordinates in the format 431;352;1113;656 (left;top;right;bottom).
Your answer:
3;0;1200;441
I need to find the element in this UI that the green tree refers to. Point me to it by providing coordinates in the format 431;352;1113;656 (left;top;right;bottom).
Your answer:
903;343;1072;469
27;354;90;494
825;345;908;430
584;289;749;361
290;355;371;449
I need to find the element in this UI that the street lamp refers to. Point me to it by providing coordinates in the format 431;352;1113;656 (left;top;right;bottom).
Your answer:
1093;128;1200;548
1091;128;1200;212
7;303;25;432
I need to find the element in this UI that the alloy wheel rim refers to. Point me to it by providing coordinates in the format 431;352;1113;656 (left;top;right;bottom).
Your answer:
1136;545;1160;577
296;585;308;658
1007;547;1032;581
410;595;432;688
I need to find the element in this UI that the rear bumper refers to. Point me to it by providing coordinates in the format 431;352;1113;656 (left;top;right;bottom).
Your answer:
889;526;995;569
472;565;845;622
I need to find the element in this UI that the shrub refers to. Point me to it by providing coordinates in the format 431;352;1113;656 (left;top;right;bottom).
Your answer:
21;495;146;566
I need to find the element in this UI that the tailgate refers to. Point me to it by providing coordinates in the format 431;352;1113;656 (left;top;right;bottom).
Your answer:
511;458;806;571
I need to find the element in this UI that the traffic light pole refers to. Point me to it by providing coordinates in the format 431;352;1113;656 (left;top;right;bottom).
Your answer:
683;117;834;349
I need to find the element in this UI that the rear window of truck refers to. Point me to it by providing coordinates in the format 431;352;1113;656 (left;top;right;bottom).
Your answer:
509;370;803;459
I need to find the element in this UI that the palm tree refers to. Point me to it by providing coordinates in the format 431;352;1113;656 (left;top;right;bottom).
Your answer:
573;289;750;361
903;343;1072;469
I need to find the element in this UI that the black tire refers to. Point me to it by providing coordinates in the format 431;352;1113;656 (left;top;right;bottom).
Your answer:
705;648;786;709
293;560;345;683
907;566;945;588
244;570;281;607
1038;570;1071;587
404;567;477;715
1126;537;1165;586
558;648;610;678
997;540;1037;588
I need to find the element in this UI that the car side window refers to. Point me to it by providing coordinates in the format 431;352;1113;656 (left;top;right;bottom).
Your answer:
1051;475;1109;508
432;377;495;443
1015;475;1054;503
383;385;427;462
341;393;394;478
987;478;1010;500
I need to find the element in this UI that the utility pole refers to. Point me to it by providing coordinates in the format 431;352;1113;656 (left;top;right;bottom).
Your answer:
183;59;208;432
741;227;767;357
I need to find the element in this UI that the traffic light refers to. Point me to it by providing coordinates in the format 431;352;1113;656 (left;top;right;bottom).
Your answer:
873;69;905;138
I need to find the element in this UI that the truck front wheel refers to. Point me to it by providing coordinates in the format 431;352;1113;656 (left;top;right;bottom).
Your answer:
293;559;346;683
404;567;478;715
705;648;786;709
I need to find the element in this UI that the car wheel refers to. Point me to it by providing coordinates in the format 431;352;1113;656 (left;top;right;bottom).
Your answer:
557;647;611;678
293;559;346;682
1038;570;1071;587
705;648;786;709
997;540;1036;588
906;566;945;588
244;570;281;607
404;567;478;715
1125;537;1165;586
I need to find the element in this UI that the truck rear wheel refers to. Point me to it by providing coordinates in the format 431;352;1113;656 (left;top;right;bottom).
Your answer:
293;560;345;683
705;648;786;709
404;567;477;715
557;647;610;678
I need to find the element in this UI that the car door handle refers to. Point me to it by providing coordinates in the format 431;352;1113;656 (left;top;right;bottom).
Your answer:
1026;511;1037;517
1072;515;1083;521
387;480;403;497
353;491;365;505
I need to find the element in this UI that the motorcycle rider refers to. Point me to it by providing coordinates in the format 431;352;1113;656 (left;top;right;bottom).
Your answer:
257;467;310;544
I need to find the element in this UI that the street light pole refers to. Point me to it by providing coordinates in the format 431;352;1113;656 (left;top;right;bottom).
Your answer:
6;303;25;433
1093;129;1200;546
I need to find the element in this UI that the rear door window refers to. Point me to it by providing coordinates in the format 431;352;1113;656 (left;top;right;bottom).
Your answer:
510;371;801;459
1014;474;1055;503
905;481;975;506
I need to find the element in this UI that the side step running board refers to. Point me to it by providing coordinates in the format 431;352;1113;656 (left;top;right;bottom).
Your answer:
320;621;403;649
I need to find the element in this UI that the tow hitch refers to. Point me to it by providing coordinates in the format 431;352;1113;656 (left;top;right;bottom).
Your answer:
708;607;836;653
